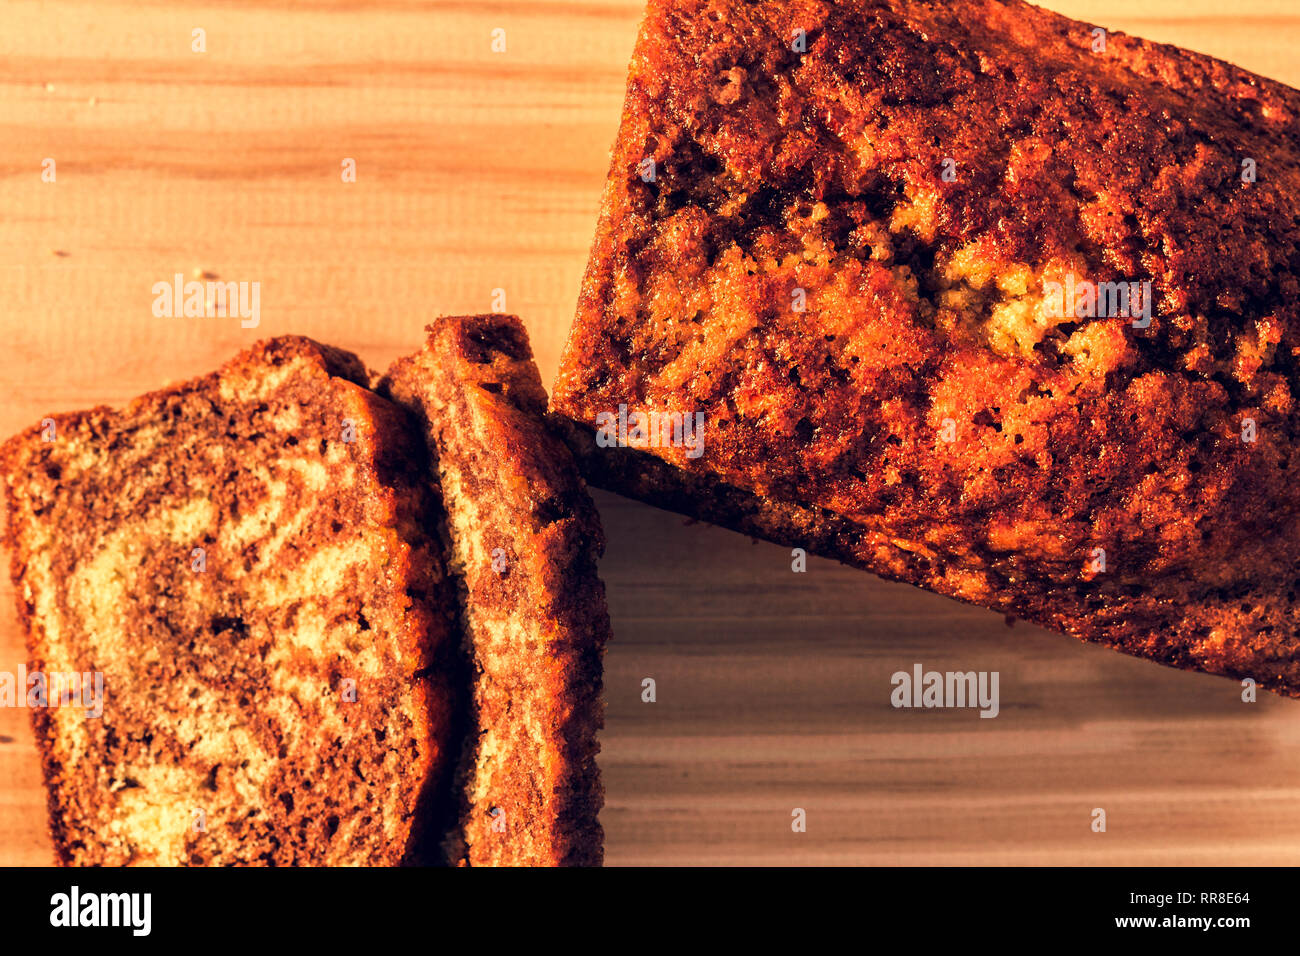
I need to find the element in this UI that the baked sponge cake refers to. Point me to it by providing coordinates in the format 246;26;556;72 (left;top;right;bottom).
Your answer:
382;315;609;867
0;337;458;865
552;0;1300;695
3;323;610;866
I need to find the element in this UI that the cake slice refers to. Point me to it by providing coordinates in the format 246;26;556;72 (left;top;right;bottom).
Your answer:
552;0;1300;695
382;314;609;867
1;337;459;865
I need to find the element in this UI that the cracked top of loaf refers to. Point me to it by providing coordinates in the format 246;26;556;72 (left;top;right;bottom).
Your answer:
553;0;1300;693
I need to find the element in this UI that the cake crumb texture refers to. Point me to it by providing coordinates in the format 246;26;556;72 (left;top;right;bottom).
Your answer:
1;336;457;865
385;315;609;866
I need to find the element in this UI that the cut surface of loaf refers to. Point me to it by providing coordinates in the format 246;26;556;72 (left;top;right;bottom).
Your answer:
383;315;609;866
1;337;457;865
552;0;1300;695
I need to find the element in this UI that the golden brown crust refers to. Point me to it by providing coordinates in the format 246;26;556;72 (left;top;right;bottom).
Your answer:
1;336;458;865
553;0;1300;695
382;315;609;866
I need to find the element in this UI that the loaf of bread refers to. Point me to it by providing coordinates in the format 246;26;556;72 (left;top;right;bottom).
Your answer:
552;0;1300;695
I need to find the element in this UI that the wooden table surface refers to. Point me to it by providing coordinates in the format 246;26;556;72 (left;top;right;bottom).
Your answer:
2;0;1298;866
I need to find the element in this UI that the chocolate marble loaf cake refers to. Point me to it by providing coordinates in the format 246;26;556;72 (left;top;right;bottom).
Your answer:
383;315;609;867
3;324;612;865
551;0;1300;695
1;337;458;865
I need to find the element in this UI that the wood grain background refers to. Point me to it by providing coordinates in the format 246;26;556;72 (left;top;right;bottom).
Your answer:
2;0;1298;866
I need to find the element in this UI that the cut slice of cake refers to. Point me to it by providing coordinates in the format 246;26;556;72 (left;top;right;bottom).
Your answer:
1;337;460;865
552;0;1300;695
382;314;609;867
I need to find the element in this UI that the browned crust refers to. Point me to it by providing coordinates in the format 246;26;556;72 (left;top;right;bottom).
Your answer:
553;416;1300;698
552;0;1300;697
382;315;610;866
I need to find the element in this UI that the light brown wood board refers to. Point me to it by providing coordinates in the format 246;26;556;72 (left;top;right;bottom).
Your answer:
1;0;1298;865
